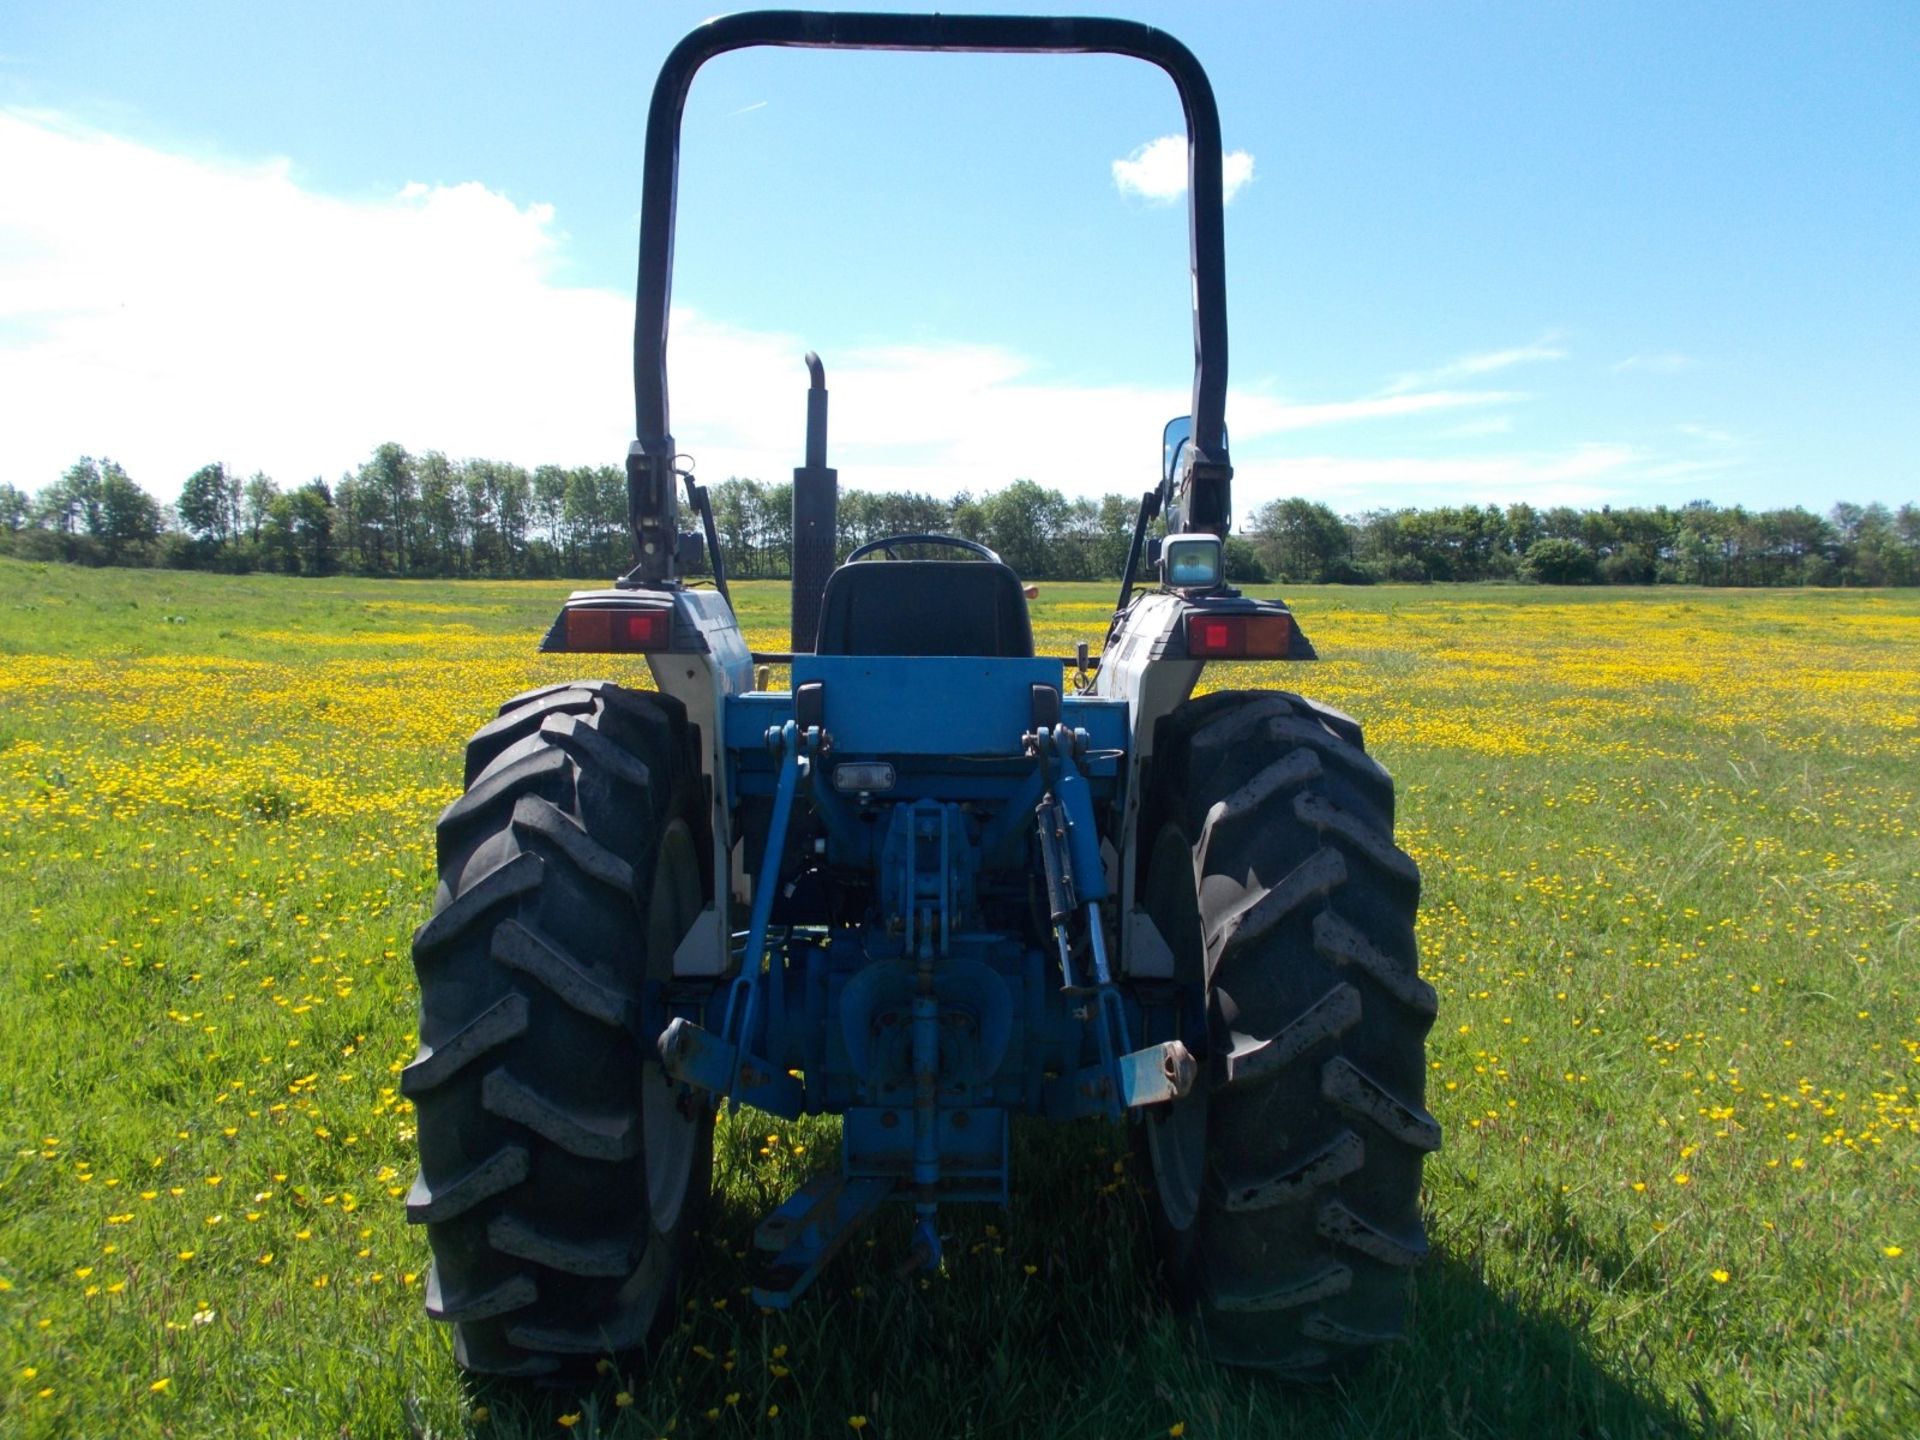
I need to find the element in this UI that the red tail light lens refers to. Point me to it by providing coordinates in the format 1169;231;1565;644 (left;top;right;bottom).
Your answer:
1184;611;1294;659
564;607;672;652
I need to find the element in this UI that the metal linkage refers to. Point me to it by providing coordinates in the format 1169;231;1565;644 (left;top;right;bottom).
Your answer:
1028;724;1196;1120
1028;724;1101;993
750;1172;892;1309
658;1014;802;1118
664;707;1187;1297
880;800;966;955
725;720;812;1094
891;803;958;1273
908;935;942;1271
660;718;822;1116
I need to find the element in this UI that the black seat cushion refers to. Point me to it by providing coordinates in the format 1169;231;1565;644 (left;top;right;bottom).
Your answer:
814;560;1035;657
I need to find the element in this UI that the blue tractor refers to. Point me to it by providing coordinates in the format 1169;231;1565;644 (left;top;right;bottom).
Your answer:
406;10;1438;1380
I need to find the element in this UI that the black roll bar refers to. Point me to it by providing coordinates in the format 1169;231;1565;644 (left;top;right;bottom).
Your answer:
628;10;1233;576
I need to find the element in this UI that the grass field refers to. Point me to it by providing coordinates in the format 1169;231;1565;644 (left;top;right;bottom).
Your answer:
0;555;1915;1439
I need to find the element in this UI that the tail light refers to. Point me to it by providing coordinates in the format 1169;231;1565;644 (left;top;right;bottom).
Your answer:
564;606;673;652
1184;611;1294;659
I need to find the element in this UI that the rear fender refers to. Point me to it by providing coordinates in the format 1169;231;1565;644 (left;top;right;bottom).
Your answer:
1093;591;1313;976
541;586;751;978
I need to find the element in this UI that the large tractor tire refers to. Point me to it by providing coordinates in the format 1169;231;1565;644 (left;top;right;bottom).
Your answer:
405;680;712;1378
1136;690;1439;1377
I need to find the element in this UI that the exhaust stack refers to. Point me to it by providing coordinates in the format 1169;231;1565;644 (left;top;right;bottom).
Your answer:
790;352;838;653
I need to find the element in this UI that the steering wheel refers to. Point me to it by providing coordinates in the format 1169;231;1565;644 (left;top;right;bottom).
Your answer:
845;532;1003;563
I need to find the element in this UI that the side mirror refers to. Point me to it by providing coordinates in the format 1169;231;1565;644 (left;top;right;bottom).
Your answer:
1161;416;1192;486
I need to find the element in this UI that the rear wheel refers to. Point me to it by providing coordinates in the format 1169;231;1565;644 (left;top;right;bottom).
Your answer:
1137;690;1439;1376
405;680;712;1377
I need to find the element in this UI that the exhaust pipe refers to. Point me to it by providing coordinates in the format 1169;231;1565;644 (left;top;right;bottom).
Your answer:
790;352;838;653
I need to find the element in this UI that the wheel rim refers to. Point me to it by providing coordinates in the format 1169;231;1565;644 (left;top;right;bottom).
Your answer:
1143;823;1209;1233
643;818;703;1232
1147;1083;1208;1232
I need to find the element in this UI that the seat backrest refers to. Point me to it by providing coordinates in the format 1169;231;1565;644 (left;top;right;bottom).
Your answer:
814;560;1035;657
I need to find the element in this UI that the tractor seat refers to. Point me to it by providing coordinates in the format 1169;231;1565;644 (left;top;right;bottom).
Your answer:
814;560;1035;658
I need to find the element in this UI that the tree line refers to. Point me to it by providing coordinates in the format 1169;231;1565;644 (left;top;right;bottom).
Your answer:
2;449;1915;587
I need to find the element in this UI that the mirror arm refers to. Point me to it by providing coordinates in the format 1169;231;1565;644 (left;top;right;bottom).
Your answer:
1114;484;1165;615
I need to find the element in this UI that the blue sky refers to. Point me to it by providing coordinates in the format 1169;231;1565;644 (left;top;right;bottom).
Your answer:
2;0;1914;519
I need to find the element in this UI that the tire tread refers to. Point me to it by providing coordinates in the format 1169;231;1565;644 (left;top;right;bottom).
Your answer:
1138;689;1436;1378
407;683;710;1378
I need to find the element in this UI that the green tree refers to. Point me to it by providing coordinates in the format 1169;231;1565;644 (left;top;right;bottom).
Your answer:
1520;536;1598;585
1768;507;1833;584
95;460;161;562
56;458;106;537
714;477;772;577
261;491;299;572
415;452;461;575
177;462;241;545
1847;503;1897;586
590;466;629;575
330;472;377;572
1891;504;1920;586
1504;502;1544;558
242;473;280;542
980;478;1066;577
457;459;534;575
755;482;793;574
1221;535;1270;583
1093;493;1136;579
0;482;27;534
292;480;335;574
263;480;335;574
1252;496;1349;582
362;442;416;574
531;464;570;574
946;491;988;549
31;477;80;535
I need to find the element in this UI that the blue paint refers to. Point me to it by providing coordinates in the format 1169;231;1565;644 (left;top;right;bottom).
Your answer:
750;1173;893;1309
669;648;1202;1292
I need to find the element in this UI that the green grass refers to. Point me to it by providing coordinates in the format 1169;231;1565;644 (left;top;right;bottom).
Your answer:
0;556;1915;1438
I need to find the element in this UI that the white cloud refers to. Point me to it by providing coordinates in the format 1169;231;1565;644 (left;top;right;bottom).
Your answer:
1111;134;1254;204
0;110;1191;501
1637;456;1741;484
1612;352;1697;374
0;109;1499;506
1383;335;1565;395
1229;388;1523;436
0;111;1705;521
1237;444;1641;511
0;109;633;493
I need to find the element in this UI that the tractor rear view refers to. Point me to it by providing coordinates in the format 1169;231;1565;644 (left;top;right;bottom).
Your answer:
405;9;1438;1381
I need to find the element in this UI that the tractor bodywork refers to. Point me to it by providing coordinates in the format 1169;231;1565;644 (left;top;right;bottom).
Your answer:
407;9;1435;1379
537;547;1301;1304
